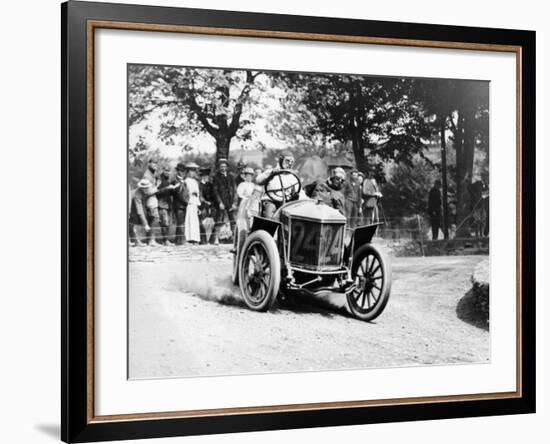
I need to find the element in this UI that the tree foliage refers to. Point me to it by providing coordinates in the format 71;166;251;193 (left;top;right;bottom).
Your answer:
129;65;268;164
382;156;438;218
128;65;490;235
273;73;433;175
411;78;489;235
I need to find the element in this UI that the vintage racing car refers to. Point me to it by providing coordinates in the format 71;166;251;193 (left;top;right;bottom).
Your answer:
232;170;391;322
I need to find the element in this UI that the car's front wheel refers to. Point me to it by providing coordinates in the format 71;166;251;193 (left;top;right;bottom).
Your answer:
347;244;392;321
238;230;280;311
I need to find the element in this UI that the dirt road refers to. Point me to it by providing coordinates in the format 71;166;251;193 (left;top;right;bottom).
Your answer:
128;245;489;379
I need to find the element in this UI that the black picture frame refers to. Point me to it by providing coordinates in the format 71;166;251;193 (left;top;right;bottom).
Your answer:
61;1;536;442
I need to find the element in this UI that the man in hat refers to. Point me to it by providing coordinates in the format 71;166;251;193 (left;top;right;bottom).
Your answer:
481;171;489;237
143;158;158;182
356;171;365;225
142;158;159;208
172;162;190;245
344;170;363;227
155;167;175;245
428;179;442;240
212;158;237;244
235;161;247;187
362;171;382;224
139;158;161;243
311;167;347;215
256;152;295;186
468;175;488;238
199;167;216;244
129;178;160;246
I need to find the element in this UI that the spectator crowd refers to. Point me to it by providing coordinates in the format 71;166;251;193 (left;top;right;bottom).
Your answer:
128;152;386;247
427;173;489;241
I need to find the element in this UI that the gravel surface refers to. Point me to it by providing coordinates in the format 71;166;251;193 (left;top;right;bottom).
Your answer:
128;245;490;379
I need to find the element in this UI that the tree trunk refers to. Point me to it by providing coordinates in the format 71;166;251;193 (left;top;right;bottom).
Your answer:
215;133;231;166
351;135;367;172
350;84;368;173
350;116;368;173
454;111;464;200
463;108;476;180
455;107;475;237
440;116;449;240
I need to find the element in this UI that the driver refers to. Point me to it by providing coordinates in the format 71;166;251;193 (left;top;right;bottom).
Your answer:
256;151;298;218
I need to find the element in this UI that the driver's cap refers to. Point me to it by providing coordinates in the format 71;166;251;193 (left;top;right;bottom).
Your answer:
279;151;294;165
332;167;346;179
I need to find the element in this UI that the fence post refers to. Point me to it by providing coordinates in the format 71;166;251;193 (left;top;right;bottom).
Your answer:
416;214;425;257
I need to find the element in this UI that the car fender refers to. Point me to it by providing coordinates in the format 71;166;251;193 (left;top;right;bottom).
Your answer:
352;223;383;254
250;216;281;237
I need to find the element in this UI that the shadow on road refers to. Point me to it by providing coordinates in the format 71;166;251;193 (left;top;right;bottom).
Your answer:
195;276;352;319
456;288;489;331
276;291;350;319
172;271;363;321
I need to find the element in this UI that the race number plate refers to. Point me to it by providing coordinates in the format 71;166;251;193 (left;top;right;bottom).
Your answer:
289;219;343;269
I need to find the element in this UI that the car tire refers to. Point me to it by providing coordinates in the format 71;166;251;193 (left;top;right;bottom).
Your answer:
347;244;392;321
238;230;281;311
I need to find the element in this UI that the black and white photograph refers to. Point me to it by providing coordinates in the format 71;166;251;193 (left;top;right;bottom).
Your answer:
0;0;543;442
127;64;490;380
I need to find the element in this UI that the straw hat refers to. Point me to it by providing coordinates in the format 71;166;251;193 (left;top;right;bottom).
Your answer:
137;178;153;189
185;162;200;170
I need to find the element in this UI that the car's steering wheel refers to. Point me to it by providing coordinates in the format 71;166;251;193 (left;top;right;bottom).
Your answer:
264;169;302;204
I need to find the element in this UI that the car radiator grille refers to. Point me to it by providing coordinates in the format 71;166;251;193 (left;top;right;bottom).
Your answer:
288;218;344;270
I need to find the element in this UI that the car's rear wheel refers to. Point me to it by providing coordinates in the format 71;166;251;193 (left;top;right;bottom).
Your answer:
239;230;280;311
347;244;391;321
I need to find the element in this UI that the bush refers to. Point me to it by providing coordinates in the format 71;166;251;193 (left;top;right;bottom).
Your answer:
381;157;437;219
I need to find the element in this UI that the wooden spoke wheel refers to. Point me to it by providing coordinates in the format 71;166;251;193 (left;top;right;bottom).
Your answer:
347;244;392;321
238;230;281;311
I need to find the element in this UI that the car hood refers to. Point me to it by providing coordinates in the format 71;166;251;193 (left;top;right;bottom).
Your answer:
280;199;346;223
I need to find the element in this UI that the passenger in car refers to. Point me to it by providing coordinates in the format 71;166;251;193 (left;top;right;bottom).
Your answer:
310;167;347;215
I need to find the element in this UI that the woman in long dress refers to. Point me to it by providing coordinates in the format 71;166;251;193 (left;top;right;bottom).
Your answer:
183;163;201;244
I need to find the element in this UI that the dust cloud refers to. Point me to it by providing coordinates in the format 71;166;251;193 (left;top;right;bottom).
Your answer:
167;272;246;308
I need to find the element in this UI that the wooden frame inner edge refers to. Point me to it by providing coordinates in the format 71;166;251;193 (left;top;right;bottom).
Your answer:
85;19;523;423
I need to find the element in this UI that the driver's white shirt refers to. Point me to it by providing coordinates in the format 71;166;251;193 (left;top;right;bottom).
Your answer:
255;166;279;186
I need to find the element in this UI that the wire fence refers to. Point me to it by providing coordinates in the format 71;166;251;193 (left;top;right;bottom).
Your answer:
130;212;489;245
